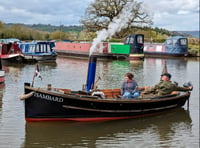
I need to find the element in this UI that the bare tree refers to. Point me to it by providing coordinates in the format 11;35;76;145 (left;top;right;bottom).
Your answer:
81;0;152;38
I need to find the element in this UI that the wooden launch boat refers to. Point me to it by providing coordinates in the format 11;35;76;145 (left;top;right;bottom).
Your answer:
20;56;191;122
21;84;190;122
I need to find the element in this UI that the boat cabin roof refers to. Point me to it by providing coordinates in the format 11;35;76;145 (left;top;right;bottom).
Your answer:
166;36;187;40
0;38;20;44
0;42;21;55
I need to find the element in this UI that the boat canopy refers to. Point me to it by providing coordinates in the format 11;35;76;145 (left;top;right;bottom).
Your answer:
0;38;20;44
165;36;188;54
19;42;55;54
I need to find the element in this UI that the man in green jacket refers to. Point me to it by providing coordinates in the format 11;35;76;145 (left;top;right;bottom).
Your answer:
141;73;193;97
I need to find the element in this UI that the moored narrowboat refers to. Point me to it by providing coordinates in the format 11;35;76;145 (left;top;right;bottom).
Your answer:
54;35;189;60
144;36;188;57
54;34;144;60
19;41;57;62
0;42;25;63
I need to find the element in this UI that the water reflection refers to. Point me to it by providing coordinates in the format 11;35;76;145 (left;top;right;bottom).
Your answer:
22;108;191;148
3;64;25;73
0;87;5;139
0;88;4;111
0;57;198;148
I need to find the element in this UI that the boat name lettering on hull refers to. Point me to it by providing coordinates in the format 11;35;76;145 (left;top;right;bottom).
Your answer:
34;92;64;102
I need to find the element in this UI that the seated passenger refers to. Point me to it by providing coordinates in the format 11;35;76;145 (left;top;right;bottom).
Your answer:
121;72;139;99
141;73;193;97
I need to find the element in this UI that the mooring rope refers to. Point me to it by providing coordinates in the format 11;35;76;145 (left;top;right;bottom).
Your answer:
19;91;34;100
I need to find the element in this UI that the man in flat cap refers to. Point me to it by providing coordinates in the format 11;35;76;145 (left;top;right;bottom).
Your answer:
141;73;193;97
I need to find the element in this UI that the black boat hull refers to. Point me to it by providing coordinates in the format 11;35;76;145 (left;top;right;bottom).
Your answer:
23;85;190;122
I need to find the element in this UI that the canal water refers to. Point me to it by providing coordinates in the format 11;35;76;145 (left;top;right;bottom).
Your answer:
0;57;199;148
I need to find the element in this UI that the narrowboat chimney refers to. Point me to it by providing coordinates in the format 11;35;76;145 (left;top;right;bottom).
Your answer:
162;60;168;74
86;56;97;91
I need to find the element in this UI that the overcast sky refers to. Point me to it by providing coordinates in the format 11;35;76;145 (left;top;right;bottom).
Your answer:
0;0;199;31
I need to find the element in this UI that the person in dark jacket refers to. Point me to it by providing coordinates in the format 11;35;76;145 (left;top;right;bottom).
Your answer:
121;72;139;99
141;73;193;97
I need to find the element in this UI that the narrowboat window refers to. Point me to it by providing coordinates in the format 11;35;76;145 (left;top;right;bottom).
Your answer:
22;45;24;52
129;37;134;44
40;44;42;52
25;45;28;52
137;36;143;44
173;39;178;46
166;39;172;45
44;44;46;52
47;44;51;52
36;44;40;52
44;44;48;52
125;37;130;44
29;45;34;53
24;45;26;52
45;44;47;52
34;45;36;53
44;44;47;52
41;44;44;52
20;45;23;52
180;39;187;45
19;45;22;49
41;44;45;52
28;45;31;52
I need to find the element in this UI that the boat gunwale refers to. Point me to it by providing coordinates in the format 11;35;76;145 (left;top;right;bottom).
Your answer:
24;85;190;103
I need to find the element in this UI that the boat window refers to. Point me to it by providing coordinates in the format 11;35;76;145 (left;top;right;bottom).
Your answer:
179;38;187;45
29;45;34;53
45;44;48;52
47;44;51;52
44;45;47;52
21;44;24;52
20;44;26;52
166;39;172;45
40;45;42;52
129;37;134;44
20;44;23;52
173;39;178;46
23;45;26;52
41;44;45;53
125;37;130;44
137;35;143;44
35;44;39;52
44;44;47;52
21;45;23;52
25;45;28;52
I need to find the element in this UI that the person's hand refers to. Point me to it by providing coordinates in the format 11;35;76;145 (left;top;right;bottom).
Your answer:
189;86;193;90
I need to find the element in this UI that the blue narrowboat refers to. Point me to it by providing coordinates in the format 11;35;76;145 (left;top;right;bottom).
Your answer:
19;41;57;62
144;36;188;57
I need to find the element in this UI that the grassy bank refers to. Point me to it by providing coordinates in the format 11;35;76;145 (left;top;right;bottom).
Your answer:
188;44;200;56
188;37;200;56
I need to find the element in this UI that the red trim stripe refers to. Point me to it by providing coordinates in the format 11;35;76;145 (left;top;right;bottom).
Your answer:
25;112;164;122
